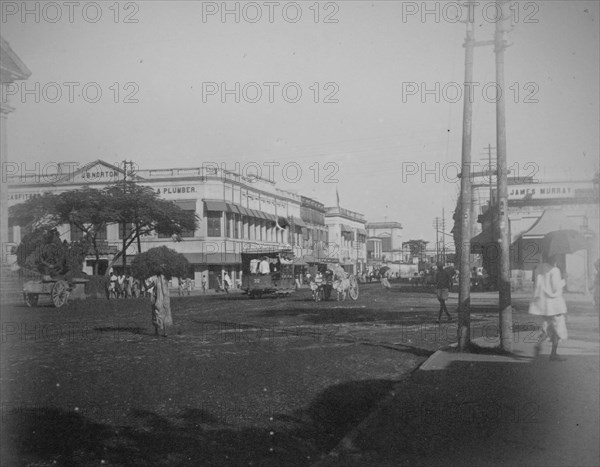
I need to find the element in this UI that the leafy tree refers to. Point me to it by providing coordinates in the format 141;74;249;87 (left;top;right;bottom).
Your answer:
10;188;119;274
9;181;198;275
105;181;198;272
15;227;86;277
402;239;429;262
130;246;189;281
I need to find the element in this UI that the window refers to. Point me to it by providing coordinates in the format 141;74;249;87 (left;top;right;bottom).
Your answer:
119;223;135;240
180;210;196;238
234;214;240;239
71;223;86;242
226;212;233;238
207;211;222;237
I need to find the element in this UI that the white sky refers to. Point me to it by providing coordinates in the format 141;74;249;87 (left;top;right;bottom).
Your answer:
2;0;599;244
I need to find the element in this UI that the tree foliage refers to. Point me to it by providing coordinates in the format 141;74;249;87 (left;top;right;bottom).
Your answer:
16;227;87;277
105;181;198;271
9;180;199;275
130;246;190;281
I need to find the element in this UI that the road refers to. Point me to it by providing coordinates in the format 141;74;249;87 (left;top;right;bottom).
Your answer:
0;282;570;466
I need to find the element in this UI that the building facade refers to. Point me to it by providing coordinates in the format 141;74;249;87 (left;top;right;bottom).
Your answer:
324;206;367;274
1;36;31;261
471;178;599;292
366;222;403;262
7;160;315;288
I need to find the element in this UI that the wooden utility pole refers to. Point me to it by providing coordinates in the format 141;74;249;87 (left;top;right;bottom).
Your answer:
495;2;513;351
433;217;440;263
458;10;476;351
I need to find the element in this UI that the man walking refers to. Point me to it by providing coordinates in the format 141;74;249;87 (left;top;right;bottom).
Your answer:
435;262;452;323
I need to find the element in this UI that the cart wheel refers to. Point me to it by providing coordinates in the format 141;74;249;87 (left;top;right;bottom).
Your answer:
24;293;39;307
51;280;70;308
348;275;359;301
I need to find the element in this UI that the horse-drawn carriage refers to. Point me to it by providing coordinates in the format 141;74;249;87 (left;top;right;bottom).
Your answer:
23;276;88;308
308;261;359;302
241;247;296;298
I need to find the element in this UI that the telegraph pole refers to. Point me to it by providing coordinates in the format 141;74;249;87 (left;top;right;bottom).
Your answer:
481;144;496;205
433;217;440;263
495;2;513;351
457;6;477;351
441;208;446;264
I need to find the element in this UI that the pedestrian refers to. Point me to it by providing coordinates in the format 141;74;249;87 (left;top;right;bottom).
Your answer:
223;270;232;294
435;262;452;323
201;275;207;294
590;259;600;308
148;273;173;337
124;272;133;298
259;256;271;275
529;254;568;361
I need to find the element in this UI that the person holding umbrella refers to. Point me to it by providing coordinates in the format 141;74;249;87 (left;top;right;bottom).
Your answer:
529;253;568;361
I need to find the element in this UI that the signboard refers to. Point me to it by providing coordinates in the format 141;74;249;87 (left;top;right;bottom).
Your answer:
508;183;583;201
73;163;122;183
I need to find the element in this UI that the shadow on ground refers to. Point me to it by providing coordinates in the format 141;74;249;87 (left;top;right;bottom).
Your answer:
2;379;397;466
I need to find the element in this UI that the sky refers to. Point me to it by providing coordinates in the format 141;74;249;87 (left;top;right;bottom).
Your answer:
1;0;599;244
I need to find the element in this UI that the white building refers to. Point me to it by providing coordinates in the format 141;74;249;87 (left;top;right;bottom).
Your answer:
324;206;367;274
7;160;317;289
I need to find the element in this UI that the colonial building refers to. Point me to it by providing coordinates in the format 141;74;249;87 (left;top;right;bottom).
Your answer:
7;160;317;289
1;36;31;261
324;206;367;274
471;177;599;293
366;222;403;262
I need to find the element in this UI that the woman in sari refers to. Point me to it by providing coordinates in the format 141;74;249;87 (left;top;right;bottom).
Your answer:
149;273;173;337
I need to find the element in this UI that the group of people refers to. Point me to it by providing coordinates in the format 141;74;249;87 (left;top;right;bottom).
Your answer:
108;270;142;299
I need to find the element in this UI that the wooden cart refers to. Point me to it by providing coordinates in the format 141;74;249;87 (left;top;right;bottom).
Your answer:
22;276;82;308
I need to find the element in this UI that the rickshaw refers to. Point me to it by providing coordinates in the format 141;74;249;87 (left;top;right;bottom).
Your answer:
241;247;296;298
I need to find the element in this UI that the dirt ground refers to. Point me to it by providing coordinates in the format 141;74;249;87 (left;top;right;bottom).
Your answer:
0;283;542;466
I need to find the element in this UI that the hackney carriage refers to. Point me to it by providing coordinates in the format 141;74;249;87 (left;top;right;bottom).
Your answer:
241;247;297;298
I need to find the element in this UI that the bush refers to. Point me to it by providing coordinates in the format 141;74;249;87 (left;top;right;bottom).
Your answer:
131;246;189;281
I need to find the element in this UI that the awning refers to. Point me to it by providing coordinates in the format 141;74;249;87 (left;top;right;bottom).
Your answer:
204;200;228;212
522;209;582;238
182;252;241;264
227;204;240;214
265;213;277;221
357;228;367;236
256;211;268;220
174;200;197;211
341;224;353;233
292;216;308;228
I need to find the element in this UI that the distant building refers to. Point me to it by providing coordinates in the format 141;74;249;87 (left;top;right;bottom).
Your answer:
324;206;367;274
366;222;403;262
367;237;383;264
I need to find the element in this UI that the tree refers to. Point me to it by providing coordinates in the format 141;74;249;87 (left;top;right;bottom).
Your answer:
10;188;119;274
15;227;86;277
105;181;198;272
402;239;429;263
9;181;198;275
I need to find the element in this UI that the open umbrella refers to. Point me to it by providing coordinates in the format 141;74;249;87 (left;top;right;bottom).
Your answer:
541;229;586;257
378;266;391;278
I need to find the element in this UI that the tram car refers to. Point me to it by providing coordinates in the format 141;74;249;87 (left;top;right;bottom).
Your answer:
241;248;296;298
